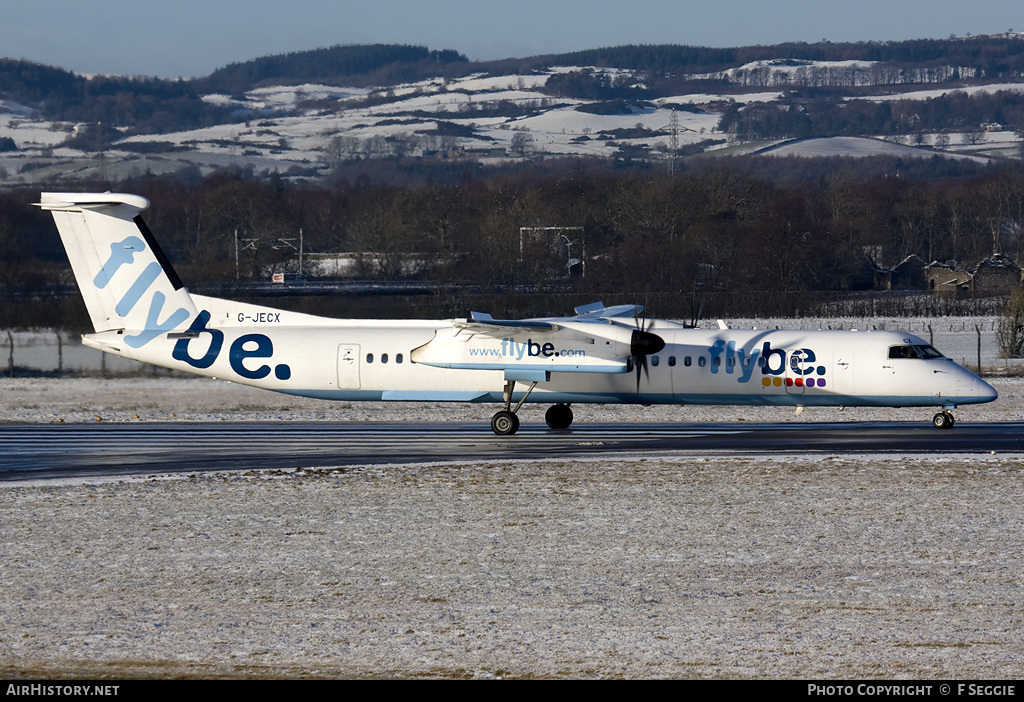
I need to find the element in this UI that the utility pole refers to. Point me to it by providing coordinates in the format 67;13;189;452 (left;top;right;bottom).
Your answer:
235;229;257;279
668;110;679;176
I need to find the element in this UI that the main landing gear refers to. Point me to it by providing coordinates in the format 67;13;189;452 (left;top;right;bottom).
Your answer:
490;379;536;436
932;410;956;430
489;380;575;435
545;403;573;430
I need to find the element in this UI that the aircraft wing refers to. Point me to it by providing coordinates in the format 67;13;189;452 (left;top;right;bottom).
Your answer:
454;302;643;334
454;311;559;334
411;302;661;379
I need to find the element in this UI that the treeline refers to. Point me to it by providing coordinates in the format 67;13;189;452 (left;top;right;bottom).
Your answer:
721;88;1024;140
4;156;1024;327
194;44;470;95
519;37;1024;77
0;58;234;138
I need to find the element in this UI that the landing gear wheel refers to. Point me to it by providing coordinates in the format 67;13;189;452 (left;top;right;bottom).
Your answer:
932;411;955;430
491;410;520;436
545;403;574;430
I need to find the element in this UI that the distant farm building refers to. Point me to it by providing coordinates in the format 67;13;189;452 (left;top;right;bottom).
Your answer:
924;254;1023;294
873;254;926;291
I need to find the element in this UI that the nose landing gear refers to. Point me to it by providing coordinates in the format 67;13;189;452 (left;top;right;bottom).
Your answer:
932;410;956;430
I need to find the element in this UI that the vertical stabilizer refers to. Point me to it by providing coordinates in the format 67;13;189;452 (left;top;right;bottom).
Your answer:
39;193;197;348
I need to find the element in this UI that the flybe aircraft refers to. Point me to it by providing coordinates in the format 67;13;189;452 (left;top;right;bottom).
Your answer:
39;192;997;434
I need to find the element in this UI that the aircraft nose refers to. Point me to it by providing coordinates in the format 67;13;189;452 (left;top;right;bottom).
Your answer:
957;371;998;404
980;379;999;402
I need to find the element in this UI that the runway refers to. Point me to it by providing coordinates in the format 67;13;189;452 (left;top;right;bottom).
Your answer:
2;420;1022;481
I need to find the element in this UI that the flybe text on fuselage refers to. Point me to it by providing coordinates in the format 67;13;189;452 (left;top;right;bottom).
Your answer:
703;340;827;383
468;338;588;360
172;311;292;381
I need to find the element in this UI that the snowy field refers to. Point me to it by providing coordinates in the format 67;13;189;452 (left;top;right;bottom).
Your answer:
2;451;1024;679
0;374;1021;426
2;317;1023;679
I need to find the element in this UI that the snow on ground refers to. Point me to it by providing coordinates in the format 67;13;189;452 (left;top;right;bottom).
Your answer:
0;110;69;149
761;136;990;162
5;63;1021;185
658;91;784;106
2;450;1023;678
2;318;1023;678
0;374;1018;426
863;82;1024;102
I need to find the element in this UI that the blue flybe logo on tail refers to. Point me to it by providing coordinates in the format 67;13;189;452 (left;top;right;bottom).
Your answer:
96;235;190;348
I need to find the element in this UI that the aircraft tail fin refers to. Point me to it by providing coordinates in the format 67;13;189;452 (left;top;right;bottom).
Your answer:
39;193;197;349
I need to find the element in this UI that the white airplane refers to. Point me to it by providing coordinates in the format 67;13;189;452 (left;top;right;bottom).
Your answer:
39;192;997;434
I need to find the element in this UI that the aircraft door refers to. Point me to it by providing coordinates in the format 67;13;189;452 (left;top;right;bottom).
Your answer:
337;344;361;389
832;351;854;396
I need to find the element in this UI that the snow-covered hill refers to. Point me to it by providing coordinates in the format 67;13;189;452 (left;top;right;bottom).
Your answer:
1;65;1021;185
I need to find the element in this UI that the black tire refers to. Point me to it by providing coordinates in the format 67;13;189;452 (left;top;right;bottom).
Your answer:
491;410;520;435
545;403;574;430
932;412;952;430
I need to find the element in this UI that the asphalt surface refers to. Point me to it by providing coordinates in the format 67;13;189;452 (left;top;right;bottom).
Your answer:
2;420;1022;481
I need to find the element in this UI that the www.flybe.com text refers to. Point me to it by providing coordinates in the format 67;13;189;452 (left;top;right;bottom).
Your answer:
469;338;586;360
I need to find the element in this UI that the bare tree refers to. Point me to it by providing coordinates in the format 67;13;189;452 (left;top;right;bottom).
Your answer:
509;130;535;158
998;288;1024;357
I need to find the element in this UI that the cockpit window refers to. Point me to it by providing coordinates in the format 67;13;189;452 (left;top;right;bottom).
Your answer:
888;345;945;360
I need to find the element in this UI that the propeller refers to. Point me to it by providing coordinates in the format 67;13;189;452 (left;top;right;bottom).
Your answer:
629;306;665;392
685;292;705;329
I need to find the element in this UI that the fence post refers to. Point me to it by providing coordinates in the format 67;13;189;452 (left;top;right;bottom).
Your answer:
976;324;982;375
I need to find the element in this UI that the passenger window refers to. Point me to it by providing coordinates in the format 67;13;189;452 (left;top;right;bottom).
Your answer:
366;353;373;363
381;353;389;364
684;356;691;367
668;356;676;367
698;356;706;367
396;353;403;364
652;355;660;367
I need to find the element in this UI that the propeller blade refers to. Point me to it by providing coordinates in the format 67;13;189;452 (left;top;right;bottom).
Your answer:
634;352;649;392
631;298;662;393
